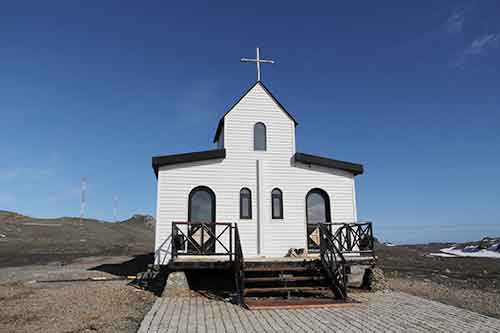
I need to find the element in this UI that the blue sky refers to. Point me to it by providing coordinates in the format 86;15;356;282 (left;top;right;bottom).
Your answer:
0;1;499;243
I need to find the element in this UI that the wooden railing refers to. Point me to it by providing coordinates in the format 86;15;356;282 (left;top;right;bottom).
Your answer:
331;222;374;255
171;221;234;261
233;224;245;305
318;223;347;300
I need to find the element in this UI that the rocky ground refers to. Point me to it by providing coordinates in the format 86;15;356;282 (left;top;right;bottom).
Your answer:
376;243;500;319
0;211;158;332
0;256;157;333
0;210;155;268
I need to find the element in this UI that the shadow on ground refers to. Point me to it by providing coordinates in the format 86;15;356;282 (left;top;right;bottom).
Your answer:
88;255;237;299
89;253;168;297
89;253;154;277
185;269;235;300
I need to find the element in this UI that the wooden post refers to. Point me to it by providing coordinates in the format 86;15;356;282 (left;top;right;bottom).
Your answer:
171;222;177;259
229;224;233;262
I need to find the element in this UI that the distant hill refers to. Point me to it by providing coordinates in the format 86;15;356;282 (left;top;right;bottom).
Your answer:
0;211;155;267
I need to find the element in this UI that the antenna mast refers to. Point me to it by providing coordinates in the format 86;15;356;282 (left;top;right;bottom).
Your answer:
80;177;86;224
113;195;118;222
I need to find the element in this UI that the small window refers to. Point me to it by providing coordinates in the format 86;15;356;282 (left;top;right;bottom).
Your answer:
254;122;267;151
271;188;283;219
240;188;252;219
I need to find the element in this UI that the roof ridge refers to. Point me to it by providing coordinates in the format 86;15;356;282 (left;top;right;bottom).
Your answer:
213;81;298;143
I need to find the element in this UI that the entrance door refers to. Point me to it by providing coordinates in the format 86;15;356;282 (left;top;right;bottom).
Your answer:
188;186;216;253
306;189;331;252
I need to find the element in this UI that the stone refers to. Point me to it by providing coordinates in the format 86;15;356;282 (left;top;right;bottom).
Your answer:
162;271;191;297
347;265;369;288
371;267;389;291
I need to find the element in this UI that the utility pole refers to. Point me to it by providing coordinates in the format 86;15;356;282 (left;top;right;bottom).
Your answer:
80;177;86;224
113;195;118;222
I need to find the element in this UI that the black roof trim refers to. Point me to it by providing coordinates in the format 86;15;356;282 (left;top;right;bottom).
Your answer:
213;81;298;143
152;149;226;177
294;152;364;176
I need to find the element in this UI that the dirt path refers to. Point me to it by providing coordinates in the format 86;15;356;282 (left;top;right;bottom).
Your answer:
0;256;157;333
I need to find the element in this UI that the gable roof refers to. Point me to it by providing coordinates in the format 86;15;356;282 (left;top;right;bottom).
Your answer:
294;152;364;176
152;149;226;177
213;81;298;143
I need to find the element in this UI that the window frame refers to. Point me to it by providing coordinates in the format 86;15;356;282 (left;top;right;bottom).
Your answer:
188;185;216;222
271;188;283;219
253;122;267;151
305;188;331;224
239;187;252;219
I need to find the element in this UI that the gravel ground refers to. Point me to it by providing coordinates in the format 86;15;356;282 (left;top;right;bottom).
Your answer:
0;256;157;333
377;244;500;319
387;277;500;319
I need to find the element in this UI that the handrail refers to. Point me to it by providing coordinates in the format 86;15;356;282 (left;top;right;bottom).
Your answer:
173;221;233;225
233;224;245;305
171;221;234;259
331;222;374;254
318;223;347;300
309;221;374;254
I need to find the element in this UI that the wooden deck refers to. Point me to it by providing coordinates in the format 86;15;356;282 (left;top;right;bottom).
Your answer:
138;291;500;332
169;254;376;270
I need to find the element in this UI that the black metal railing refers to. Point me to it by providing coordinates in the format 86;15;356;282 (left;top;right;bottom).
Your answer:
318;223;347;300
171;221;234;261
233;224;245;305
331;222;374;255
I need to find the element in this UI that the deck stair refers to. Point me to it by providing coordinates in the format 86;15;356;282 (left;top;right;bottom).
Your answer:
231;222;365;309
242;260;336;306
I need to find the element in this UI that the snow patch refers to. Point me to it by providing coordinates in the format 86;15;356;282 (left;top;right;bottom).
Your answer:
487;243;499;252
429;252;457;258
439;247;500;259
462;245;479;252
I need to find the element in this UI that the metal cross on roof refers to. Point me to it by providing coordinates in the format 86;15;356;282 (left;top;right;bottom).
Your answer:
240;47;275;82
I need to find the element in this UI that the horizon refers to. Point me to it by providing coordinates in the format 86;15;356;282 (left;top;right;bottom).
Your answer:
1;1;499;244
1;208;498;246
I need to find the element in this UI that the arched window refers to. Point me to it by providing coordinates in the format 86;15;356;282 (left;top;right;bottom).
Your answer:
254;122;267;151
187;186;216;253
306;189;331;224
271;188;283;219
239;188;252;219
188;186;216;222
306;188;331;251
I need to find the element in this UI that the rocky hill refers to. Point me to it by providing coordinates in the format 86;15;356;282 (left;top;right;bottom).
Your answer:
0;210;155;267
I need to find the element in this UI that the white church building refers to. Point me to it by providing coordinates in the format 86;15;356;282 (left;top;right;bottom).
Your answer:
152;51;366;268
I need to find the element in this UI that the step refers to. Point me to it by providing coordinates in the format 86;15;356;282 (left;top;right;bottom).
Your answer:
244;297;358;310
243;266;320;273
244;276;325;283
244;286;329;296
244;260;320;266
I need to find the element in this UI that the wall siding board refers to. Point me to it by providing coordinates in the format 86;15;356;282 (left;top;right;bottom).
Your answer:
155;83;357;264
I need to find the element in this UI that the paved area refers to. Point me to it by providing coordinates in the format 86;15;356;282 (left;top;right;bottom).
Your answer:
139;291;500;332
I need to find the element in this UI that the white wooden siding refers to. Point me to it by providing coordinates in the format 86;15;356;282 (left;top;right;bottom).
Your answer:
155;83;357;264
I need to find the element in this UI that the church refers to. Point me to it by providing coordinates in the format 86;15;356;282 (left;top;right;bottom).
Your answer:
152;49;373;306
